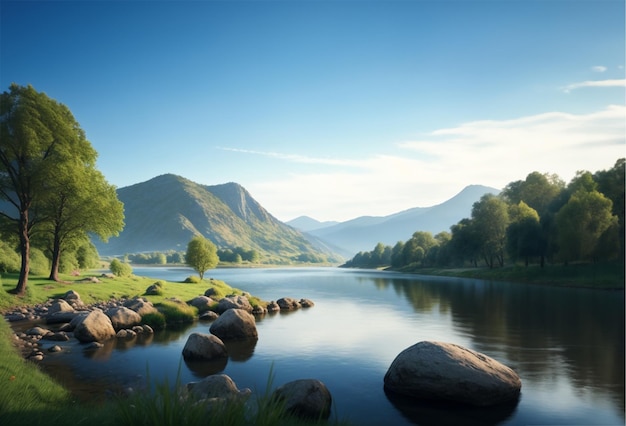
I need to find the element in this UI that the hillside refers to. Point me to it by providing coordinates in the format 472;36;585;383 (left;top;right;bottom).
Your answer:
306;185;500;255
92;174;340;263
287;216;340;232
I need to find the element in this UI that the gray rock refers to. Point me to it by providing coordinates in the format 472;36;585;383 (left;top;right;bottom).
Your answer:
299;299;315;308
216;295;253;313
204;287;218;297
186;374;251;400
123;297;157;316
42;332;70;342
272;379;332;420
73;310;116;343
383;341;522;407
266;301;280;313
199;311;219;321
46;311;81;324
63;290;81;302
48;299;74;315
48;345;62;353
182;332;228;361
209;308;258;340
26;326;50;336
277;297;301;310
189;296;213;311
145;283;162;295
106;306;142;330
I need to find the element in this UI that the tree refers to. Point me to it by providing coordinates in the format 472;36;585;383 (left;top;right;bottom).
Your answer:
37;165;124;281
556;190;617;263
1;84;90;294
110;258;132;277
506;202;542;266
594;158;625;261
186;235;219;279
471;194;509;268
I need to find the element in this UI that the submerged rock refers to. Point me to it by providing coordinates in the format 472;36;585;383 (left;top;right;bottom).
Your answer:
272;379;332;420
383;341;521;407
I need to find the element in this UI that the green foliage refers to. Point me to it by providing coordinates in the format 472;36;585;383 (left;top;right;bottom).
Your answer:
29;247;50;276
183;275;201;283
141;311;166;330
110;258;133;277
0;241;20;273
156;300;197;324
185;235;218;279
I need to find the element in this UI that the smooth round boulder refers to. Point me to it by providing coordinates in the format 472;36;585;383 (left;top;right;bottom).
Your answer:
189;296;213;311
216;295;252;313
272;379;332;420
106;306;142;331
209;308;258;340
277;297;301;310
384;341;521;407
123;297;157;316
186;374;251;400
47;299;74;315
182;332;228;361
73;310;116;343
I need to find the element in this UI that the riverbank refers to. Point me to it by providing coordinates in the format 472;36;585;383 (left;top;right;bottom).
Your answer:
395;261;625;290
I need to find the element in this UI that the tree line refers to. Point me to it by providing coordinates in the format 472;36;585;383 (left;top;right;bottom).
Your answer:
343;159;625;270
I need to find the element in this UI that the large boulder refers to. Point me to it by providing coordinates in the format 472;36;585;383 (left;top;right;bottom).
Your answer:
216;295;253;313
48;299;74;315
182;332;228;361
276;297;301;311
106;306;142;330
383;341;521;407
272;379;332;420
123;297;158;316
189;296;214;311
73;310;116;343
209;308;258;340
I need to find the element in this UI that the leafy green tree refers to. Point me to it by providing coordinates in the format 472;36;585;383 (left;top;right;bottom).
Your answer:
390;241;405;268
449;218;481;267
471;194;509;268
36;165;124;281
506;201;542;266
594;158;625;261
0;84;120;292
186;235;219;279
556;190;617;263
75;241;100;269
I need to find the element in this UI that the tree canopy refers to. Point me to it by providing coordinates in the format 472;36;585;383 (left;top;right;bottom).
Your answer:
185;235;219;279
0;84;123;293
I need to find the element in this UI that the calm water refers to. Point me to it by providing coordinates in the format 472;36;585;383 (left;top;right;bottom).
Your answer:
34;267;624;425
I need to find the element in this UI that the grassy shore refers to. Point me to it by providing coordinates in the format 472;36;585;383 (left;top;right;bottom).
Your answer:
398;261;625;289
0;271;346;426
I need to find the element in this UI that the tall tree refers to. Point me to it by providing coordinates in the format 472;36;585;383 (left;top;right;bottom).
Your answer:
471;194;509;268
0;84;87;294
36;165;124;281
594;158;625;261
186;235;219;279
506;201;542;266
555;190;617;263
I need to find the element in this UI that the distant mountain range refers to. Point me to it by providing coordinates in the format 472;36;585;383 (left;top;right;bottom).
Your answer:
92;174;339;262
91;175;499;262
287;185;501;256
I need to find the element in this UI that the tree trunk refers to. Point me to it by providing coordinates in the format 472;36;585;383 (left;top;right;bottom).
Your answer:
15;210;30;295
49;235;61;281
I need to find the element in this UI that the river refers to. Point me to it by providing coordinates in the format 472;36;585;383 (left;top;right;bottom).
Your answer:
33;267;625;425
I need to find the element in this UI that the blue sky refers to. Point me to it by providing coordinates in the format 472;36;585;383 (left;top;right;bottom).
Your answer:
2;0;624;222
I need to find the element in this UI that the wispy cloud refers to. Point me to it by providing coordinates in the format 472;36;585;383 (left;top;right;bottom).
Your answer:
592;65;607;73
562;78;626;93
246;105;624;222
218;147;360;167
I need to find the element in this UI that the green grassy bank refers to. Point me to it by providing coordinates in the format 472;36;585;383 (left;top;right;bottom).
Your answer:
398;261;625;289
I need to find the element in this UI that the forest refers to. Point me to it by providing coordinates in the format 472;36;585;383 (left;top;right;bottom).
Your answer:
342;159;625;271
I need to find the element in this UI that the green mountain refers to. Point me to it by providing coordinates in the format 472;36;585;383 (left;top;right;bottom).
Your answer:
92;174;340;263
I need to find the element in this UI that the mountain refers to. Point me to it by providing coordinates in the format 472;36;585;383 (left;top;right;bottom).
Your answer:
286;216;340;232
307;185;500;255
92;174;340;262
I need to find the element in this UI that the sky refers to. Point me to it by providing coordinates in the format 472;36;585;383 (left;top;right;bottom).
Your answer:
1;0;624;222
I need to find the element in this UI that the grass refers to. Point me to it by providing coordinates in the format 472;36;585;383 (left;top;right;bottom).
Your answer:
401;261;625;289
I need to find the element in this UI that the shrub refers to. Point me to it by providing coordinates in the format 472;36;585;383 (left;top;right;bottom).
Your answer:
157;300;197;324
110;259;133;277
183;275;201;284
141;312;166;330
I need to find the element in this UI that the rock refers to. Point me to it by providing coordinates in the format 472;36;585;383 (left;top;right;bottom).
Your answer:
106;307;142;331
145;283;162;295
48;299;74;315
186;374;251;401
189;296;213;311
142;324;154;334
46;311;81;324
252;305;267;315
199;311;219;321
84;342;104;350
63;290;81;302
73;310;116;343
101;272;115;279
272;379;332;420
26;326;50;336
182;332;228;361
204;287;218;297
123;297;157;316
216;295;253;313
48;345;62;353
42;332;70;342
277;297;301;310
383;341;522;407
209;308;258;340
266;301;280;313
299;299;315;308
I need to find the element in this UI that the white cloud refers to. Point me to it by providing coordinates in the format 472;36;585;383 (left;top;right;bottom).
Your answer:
592;65;607;73
231;106;625;222
563;79;626;93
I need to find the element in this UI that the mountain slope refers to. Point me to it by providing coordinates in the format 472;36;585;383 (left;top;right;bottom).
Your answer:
287;216;340;232
92;174;339;262
308;185;500;255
